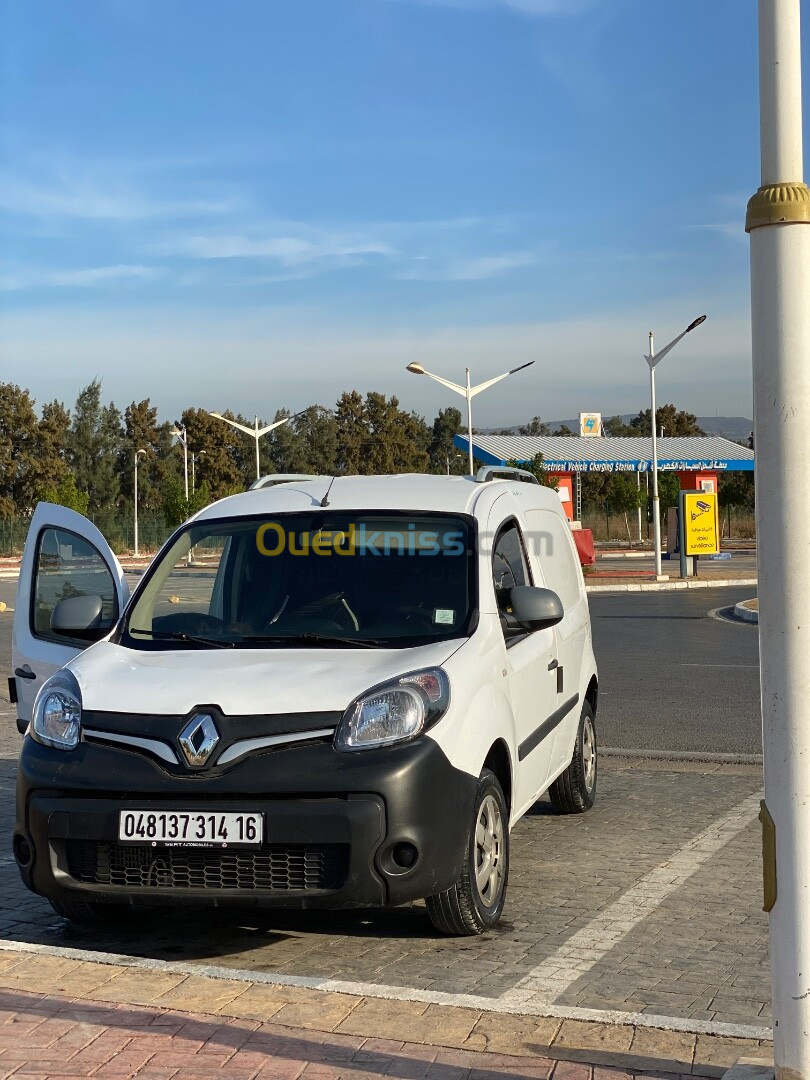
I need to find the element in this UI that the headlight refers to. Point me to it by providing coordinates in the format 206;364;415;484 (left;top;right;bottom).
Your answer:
335;668;450;752
31;670;82;751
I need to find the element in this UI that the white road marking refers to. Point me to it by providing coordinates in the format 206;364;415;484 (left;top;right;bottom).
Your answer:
499;791;762;1008
678;663;759;669
0;938;771;1041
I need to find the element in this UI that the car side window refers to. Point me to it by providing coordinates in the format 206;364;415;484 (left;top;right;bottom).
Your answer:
32;527;119;646
492;521;531;637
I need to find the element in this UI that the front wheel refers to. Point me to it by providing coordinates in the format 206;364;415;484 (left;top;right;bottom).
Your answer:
426;769;509;936
549;701;597;814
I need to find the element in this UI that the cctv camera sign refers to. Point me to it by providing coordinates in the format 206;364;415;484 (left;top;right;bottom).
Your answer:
682;492;720;555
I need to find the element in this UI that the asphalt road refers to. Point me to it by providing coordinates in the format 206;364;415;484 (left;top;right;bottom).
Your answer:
590;586;761;754
0;579;761;756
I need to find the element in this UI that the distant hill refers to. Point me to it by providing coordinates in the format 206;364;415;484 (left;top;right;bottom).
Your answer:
482;416;754;441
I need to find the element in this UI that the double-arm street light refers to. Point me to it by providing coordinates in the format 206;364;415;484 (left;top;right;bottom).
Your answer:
133;449;147;557
406;361;535;476
209;413;293;481
643;315;707;578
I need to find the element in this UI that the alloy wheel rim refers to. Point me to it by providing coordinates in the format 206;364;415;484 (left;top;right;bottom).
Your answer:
583;716;596;792
474;794;504;908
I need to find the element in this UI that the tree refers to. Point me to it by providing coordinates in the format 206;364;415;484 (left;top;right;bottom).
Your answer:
604;415;635;437
519;416;551;437
180;408;245;498
39;474;89;516
334;391;430;474
506;454;558;489
719;471;755;536
607;474;646;544
67;381;122;511
121;399;174;513
554;424;575;436
629;404;705;437
162;478;213;528
428;407;464;474
0;384;43;515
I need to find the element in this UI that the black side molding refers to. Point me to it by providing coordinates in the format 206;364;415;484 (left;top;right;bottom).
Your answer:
8;676;17;704
518;694;580;762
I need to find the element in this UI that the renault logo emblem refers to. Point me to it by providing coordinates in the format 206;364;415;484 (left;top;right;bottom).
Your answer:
179;714;220;768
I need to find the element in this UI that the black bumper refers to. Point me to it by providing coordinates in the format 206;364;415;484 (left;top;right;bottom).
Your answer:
14;733;477;910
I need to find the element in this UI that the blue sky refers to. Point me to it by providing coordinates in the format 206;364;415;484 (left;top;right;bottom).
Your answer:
1;0;804;426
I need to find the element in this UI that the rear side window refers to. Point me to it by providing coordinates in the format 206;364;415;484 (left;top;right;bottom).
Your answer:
32;527;119;645
524;509;582;613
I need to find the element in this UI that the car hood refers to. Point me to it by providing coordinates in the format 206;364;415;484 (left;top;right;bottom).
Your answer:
68;638;464;716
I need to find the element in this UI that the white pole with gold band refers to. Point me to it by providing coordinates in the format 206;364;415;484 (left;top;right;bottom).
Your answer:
748;1;810;1075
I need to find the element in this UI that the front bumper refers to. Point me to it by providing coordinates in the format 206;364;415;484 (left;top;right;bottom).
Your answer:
15;732;477;910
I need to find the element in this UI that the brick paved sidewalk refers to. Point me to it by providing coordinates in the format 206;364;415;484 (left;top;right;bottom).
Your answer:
0;953;773;1080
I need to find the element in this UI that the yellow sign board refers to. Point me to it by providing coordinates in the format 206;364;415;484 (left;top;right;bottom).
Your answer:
682;492;720;555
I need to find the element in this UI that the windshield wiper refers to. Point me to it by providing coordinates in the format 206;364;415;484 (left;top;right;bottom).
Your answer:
128;628;235;649
240;633;381;650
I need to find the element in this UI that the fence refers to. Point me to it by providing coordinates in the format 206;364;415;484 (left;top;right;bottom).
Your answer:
582;506;756;544
0;512;173;558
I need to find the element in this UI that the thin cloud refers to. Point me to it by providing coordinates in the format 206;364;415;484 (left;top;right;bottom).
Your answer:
397;251;537;280
154;231;397;266
0;172;236;221
384;0;604;15
0;264;162;291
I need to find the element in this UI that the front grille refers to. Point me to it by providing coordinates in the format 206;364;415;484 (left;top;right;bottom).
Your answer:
65;841;348;892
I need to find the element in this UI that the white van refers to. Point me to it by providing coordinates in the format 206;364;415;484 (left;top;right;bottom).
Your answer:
11;471;598;935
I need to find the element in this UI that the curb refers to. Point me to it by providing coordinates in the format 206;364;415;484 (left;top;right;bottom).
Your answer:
586;578;758;594
734;600;759;624
0;944;773;1076
602;747;763;766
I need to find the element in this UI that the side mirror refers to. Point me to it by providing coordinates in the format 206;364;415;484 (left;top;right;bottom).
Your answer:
510;585;564;632
51;594;108;641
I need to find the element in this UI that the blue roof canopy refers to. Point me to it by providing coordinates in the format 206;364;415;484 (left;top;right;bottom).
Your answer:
454;434;755;473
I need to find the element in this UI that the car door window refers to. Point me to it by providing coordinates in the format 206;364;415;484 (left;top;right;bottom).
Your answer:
32;527;120;646
492;521;532;639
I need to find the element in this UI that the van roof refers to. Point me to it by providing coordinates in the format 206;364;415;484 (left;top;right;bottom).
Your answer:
194;473;564;522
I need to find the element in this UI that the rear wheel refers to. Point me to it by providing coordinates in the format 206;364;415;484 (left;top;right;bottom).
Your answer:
48;898;130;925
426;769;509;936
549;701;597;814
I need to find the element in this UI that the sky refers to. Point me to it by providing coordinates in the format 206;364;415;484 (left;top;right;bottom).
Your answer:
1;0;805;428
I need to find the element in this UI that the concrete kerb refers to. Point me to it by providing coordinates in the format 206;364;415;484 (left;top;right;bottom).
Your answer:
0;942;773;1077
734;600;759;624
586;578;758;594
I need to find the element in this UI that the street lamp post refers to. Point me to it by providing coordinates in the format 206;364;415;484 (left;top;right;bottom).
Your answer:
191;450;207;492
644;316;707;579
209;413;293;482
133;449;146;557
747;2;810;1075
170;426;189;500
406;361;535;476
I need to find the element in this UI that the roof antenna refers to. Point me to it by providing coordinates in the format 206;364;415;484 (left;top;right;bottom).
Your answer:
320;476;336;507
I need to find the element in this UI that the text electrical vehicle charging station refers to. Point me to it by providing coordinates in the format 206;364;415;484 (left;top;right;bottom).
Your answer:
11;471;598;936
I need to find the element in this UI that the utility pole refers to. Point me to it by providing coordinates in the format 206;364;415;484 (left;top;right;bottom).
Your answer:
747;1;810;1076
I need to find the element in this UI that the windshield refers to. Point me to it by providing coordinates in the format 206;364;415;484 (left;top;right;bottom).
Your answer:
124;511;476;649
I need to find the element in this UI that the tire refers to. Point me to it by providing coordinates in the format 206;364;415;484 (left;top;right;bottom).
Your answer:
426;769;509;936
48;898;129;925
549;701;597;814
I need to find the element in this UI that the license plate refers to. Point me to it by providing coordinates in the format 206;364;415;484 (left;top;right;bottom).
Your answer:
118;811;263;848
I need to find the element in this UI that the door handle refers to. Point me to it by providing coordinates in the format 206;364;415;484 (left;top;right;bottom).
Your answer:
548;659;559;671
14;666;36;680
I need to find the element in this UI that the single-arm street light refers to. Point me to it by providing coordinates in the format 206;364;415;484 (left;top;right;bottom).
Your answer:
169;426;189;500
209;413;293;481
133;449;147;557
191;449;207;492
406;361;535;476
644;315;707;578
